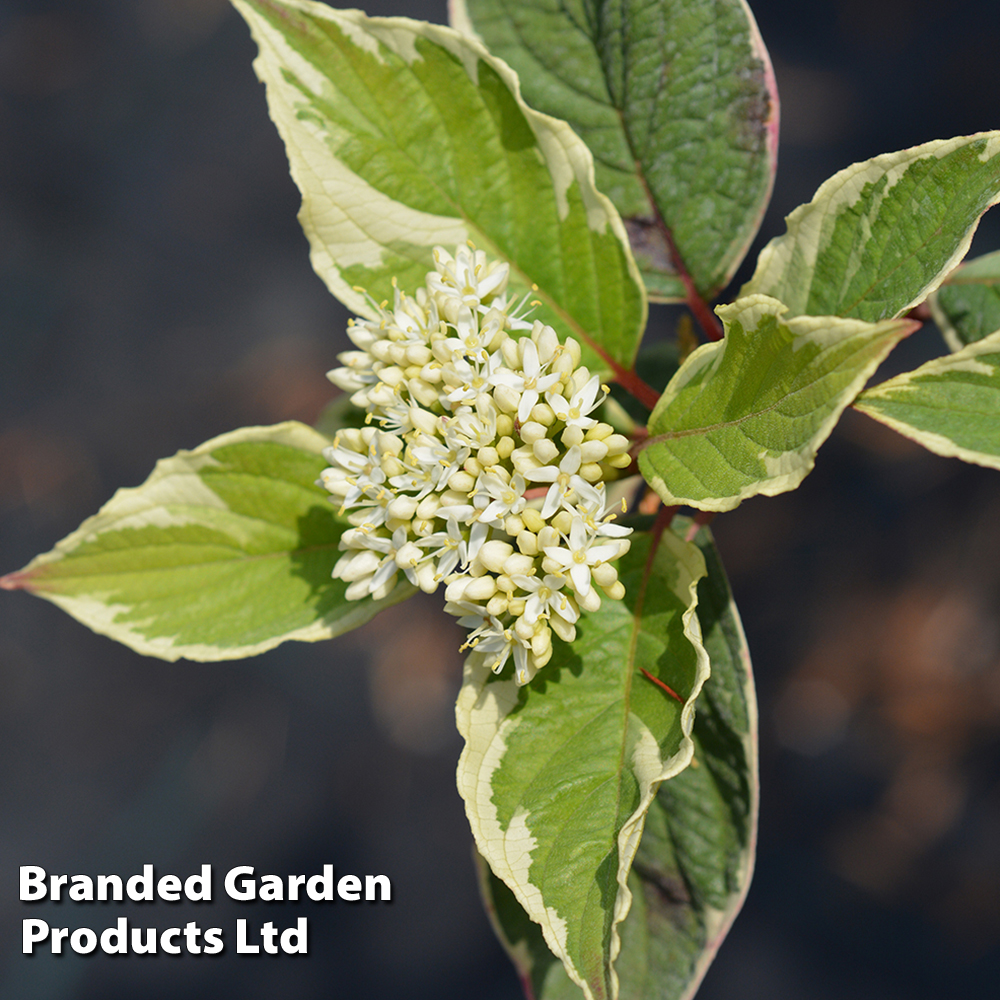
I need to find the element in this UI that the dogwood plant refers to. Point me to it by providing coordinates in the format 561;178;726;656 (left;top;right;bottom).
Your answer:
5;1;1000;998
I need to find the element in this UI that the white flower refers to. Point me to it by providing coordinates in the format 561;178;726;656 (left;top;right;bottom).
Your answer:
478;470;527;524
428;246;510;314
490;339;561;424
524;444;584;518
512;573;578;627
570;480;634;538
543;517;623;597
546;374;604;431
414;520;465;581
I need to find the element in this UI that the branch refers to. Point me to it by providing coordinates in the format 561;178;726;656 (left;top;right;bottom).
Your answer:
608;362;661;412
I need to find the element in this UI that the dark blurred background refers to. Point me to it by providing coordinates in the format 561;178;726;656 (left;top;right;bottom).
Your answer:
2;1;999;997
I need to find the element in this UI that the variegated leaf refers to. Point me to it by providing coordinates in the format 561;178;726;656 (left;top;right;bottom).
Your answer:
230;0;646;370
0;423;414;660
475;521;757;1000
638;295;917;511
929;249;1000;351
742;133;1000;321
855;328;1000;470
456;529;710;1000
450;0;778;301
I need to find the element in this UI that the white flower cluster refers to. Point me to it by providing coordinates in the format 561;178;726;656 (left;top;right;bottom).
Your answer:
320;245;633;685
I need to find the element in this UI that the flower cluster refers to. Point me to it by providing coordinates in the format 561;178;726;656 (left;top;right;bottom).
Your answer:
320;245;633;685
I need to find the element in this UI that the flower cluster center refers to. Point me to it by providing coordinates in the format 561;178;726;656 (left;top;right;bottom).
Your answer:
320;245;633;685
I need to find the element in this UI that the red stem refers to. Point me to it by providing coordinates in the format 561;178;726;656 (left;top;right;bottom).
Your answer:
661;225;723;342
608;360;661;412
639;667;685;704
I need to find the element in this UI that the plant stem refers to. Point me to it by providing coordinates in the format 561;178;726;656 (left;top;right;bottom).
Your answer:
608;361;661;411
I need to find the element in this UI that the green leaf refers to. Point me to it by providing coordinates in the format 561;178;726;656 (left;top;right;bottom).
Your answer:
855;328;1000;470
230;0;646;371
0;423;414;660
476;521;757;1000
638;295;917;511
450;0;778;301
741;133;1000;321
456;528;711;1000
929;249;1000;351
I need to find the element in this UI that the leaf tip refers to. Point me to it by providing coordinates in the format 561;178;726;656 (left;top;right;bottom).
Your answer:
0;569;35;592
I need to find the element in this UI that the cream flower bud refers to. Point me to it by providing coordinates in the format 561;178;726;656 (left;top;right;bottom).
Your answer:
503;553;536;577
395;541;423;569
478;540;514;574
493;383;520;414
586;422;614;441
514;616;535;641
464;575;498;601
517;421;545;444
533;437;560;464
382;456;406;477
605;434;630;456
501;338;520;368
478;446;499;468
530;403;555;426
504;514;525;536
448;470;476;492
579;440;609;463
550;615;576;642
521;508;546;533
516;531;538;555
415;495;441;519
387;495;419;520
496;436;515;459
405;343;432;366
378;366;406;387
531;627;552;658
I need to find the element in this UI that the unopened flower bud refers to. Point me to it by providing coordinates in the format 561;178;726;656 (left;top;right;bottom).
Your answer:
516;530;538;555
503;553;535;577
478;540;514;573
465;575;497;601
519;421;546;444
